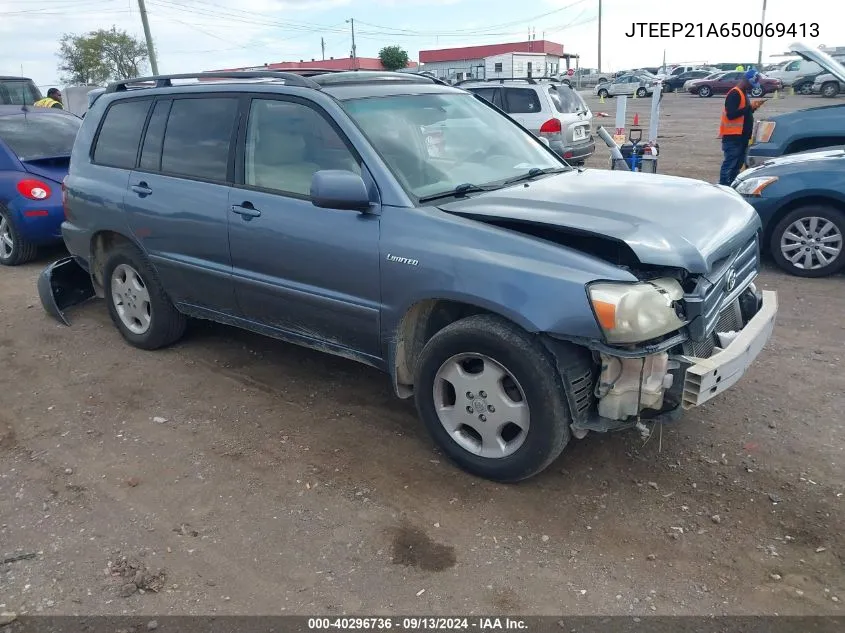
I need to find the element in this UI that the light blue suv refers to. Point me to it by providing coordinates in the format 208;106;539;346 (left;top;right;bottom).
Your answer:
39;70;777;482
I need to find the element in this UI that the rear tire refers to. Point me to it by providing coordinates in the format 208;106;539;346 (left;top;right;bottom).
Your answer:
103;243;186;349
0;208;38;267
636;87;647;97
750;85;765;97
597;88;609;99
796;82;812;95
769;205;845;278
698;86;712;97
413;314;572;482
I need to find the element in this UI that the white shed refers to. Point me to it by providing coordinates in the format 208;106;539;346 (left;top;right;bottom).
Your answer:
485;52;548;79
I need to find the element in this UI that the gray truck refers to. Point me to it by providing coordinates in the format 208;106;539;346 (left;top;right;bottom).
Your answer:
38;70;777;482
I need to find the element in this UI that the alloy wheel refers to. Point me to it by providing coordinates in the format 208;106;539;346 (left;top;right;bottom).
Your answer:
111;263;152;334
0;216;13;261
780;216;843;271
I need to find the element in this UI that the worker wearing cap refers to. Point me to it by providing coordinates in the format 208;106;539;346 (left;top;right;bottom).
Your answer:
34;88;63;109
718;69;764;186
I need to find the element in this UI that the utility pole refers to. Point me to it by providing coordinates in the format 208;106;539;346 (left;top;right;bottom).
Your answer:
757;0;767;68
346;19;357;70
597;0;602;73
137;0;159;75
321;37;325;61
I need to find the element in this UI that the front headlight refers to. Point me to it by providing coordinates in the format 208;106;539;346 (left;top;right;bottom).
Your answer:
734;175;778;196
754;121;776;143
588;278;685;344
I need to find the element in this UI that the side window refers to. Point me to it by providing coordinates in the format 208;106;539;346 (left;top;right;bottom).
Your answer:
93;99;151;169
160;97;238;182
785;61;801;71
493;62;503;73
244;99;360;198
503;88;541;114
469;88;499;106
139;100;171;172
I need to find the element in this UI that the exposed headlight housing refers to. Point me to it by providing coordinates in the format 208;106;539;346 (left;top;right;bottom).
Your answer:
734;175;778;196
588;278;686;344
754;120;776;143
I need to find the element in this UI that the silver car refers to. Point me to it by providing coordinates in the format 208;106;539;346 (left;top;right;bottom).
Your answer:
461;79;595;164
811;73;843;97
594;74;660;99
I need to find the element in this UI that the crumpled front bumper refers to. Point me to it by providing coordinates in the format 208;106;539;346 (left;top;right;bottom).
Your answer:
37;256;96;325
680;290;777;408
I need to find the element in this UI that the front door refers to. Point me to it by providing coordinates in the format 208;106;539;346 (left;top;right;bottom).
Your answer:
227;97;382;358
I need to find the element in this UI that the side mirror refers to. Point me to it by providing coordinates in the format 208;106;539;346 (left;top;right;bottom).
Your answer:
310;170;371;212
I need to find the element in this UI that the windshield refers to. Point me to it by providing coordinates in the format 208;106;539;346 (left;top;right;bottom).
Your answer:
342;93;564;200
0;113;81;160
0;79;41;105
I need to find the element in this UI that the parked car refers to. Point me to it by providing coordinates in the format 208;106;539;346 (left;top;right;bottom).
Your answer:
595;75;659;98
663;69;712;92
732;148;845;277
683;72;724;92
0;76;41;106
812;73;844;98
686;70;782;97
461;79;595;163
792;71;826;95
40;69;776;482
0;106;81;265
747;44;845;167
767;54;845;86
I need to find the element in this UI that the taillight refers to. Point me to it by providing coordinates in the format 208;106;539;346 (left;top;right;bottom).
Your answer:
539;118;563;135
16;178;51;200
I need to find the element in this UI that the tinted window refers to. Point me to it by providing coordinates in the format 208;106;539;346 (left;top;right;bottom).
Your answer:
503;88;541;114
93;99;151;168
0;113;81;161
548;86;582;113
139;100;171;171
468;87;499;105
161;98;238;181
0;79;40;105
245;99;359;197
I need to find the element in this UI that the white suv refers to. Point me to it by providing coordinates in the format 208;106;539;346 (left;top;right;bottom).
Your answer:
459;79;595;164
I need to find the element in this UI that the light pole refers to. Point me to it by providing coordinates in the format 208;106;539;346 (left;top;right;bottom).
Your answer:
597;0;602;73
757;0;767;68
346;19;357;70
137;0;159;75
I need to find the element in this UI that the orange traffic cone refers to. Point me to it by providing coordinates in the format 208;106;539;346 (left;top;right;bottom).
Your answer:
633;113;639;126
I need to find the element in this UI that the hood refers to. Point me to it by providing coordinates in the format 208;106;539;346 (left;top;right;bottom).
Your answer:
438;170;760;274
737;148;845;178
790;42;845;85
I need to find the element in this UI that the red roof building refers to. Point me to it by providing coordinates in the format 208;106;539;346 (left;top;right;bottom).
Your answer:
209;57;418;73
419;40;566;64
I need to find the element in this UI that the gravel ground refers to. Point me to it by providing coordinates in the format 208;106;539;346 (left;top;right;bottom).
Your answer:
1;91;843;619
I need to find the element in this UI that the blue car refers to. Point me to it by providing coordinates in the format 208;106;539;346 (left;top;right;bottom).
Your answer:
732;148;845;277
0;105;81;265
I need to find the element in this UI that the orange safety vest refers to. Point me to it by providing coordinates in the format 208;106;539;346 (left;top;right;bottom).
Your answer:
718;86;746;138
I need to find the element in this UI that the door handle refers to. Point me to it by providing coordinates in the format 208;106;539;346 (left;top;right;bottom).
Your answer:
131;183;152;196
231;203;261;220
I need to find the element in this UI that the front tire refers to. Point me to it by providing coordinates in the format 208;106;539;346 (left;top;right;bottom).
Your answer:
0;208;38;266
821;81;840;98
597;88;609;99
770;206;845;278
103;243;186;349
797;82;813;95
698;85;712;97
414;314;572;482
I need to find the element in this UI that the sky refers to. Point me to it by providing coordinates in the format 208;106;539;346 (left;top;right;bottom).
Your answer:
0;0;841;88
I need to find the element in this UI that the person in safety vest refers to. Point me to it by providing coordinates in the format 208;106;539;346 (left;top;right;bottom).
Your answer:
718;69;764;186
34;88;63;109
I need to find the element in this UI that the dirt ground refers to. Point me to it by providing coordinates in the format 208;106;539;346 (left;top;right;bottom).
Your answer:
1;92;844;618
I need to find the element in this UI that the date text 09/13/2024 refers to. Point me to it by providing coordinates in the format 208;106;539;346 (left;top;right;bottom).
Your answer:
308;617;527;630
625;22;819;38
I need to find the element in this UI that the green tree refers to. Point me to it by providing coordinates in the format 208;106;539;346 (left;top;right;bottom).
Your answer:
58;27;148;85
378;46;409;72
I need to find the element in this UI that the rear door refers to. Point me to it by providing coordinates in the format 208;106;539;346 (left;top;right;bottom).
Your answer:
502;87;545;132
227;96;381;357
123;95;239;314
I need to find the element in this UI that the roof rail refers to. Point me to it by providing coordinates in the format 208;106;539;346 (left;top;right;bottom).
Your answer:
454;76;567;87
311;71;443;86
104;71;321;94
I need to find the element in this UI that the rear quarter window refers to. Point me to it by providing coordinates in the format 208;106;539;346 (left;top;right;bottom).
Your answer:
0;79;41;105
93;99;152;169
0;113;81;161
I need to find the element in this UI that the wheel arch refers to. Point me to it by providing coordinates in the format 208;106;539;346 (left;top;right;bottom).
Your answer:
784;135;845;155
762;194;845;250
389;297;542;399
88;230;143;297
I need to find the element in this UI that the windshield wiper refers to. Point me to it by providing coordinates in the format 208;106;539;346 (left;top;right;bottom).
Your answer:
418;182;498;203
502;166;568;187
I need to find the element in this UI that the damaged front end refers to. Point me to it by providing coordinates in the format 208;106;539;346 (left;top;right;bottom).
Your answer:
37;256;96;325
546;235;778;437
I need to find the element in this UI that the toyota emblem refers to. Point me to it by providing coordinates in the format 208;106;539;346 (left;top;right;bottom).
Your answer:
725;267;738;292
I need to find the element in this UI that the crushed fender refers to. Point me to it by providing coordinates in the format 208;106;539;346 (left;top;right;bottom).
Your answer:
37;257;96;325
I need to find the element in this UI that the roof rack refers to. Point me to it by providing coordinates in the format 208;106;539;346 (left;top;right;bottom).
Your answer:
105;71;322;94
311;71;444;87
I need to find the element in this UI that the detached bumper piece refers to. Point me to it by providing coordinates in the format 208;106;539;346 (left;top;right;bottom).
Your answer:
37;256;96;325
681;290;777;408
